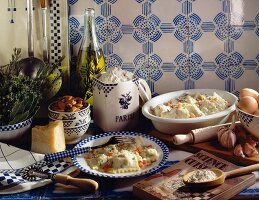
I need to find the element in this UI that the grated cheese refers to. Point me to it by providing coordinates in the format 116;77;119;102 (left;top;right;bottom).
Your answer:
187;169;217;183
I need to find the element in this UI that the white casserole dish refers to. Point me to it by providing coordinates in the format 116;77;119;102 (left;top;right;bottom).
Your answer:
142;89;238;135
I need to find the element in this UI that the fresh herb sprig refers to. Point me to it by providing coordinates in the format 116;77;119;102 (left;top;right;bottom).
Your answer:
0;48;63;126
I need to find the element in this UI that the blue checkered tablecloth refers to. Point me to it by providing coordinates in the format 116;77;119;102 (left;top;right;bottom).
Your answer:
1;146;259;199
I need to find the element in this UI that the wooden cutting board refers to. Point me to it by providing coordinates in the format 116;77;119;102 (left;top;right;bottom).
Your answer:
150;129;259;166
133;150;256;200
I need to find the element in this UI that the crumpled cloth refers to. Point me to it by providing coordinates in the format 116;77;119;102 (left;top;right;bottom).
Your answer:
0;142;77;194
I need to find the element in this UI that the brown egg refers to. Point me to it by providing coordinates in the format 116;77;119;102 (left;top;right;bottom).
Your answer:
254;109;259;116
237;96;258;114
240;88;259;98
257;95;259;105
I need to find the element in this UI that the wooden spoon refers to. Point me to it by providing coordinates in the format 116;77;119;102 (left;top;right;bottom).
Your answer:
183;163;259;187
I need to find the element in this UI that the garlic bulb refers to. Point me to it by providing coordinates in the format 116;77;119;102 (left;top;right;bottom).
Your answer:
217;127;237;148
217;116;237;149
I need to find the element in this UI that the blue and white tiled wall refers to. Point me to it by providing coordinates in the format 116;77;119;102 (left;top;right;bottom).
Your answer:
69;0;259;96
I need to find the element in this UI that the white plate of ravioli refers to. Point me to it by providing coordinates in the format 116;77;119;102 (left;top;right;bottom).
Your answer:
71;131;169;178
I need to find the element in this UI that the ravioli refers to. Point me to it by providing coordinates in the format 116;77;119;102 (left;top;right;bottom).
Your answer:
84;138;159;174
151;92;230;119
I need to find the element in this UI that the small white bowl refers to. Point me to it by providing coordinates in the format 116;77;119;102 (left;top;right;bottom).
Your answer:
142;89;238;134
48;114;91;128
236;105;259;139
48;102;90;120
0;117;33;141
64;118;91;144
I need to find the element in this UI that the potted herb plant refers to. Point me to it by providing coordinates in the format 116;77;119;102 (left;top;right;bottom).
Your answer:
0;48;63;141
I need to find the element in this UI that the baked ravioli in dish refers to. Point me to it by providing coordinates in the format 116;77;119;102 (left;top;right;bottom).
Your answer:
84;137;159;173
151;92;230;119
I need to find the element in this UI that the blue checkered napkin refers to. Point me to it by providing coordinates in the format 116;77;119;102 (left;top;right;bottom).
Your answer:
0;142;77;194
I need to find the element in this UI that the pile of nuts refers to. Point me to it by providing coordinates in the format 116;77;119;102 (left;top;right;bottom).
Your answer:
50;95;88;112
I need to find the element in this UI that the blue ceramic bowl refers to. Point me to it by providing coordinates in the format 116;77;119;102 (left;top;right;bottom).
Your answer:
0;117;33;141
236;105;259;139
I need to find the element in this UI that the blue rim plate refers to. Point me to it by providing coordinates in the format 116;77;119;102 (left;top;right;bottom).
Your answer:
71;131;169;178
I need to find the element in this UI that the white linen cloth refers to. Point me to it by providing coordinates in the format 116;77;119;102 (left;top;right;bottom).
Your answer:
0;142;77;194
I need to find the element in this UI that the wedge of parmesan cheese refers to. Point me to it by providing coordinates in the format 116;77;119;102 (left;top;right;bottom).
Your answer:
31;120;66;154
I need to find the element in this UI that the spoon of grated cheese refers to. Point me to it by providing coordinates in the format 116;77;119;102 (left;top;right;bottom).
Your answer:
183;163;259;187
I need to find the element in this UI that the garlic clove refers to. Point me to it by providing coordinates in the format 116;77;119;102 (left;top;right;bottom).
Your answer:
227;130;237;148
233;144;245;157
217;127;228;146
234;124;247;144
246;135;257;148
243;142;258;157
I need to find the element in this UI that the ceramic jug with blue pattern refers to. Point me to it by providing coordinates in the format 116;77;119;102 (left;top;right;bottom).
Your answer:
92;72;151;131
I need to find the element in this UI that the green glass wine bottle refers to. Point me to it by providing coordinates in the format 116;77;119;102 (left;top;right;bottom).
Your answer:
75;8;105;104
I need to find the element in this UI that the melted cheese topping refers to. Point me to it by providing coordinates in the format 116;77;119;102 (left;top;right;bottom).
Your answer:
84;139;159;174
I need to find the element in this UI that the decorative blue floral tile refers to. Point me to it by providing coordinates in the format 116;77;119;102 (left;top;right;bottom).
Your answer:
109;0;143;26
235;70;259;92
193;0;222;23
195;71;225;90
153;72;185;96
194;32;224;63
229;0;258;26
234;31;258;67
152;33;182;65
114;34;143;66
151;0;182;25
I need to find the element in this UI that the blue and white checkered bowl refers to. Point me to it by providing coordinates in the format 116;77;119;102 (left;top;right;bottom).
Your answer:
64;118;91;144
236;105;259;139
49;113;91;128
48;102;90;120
0;117;33;141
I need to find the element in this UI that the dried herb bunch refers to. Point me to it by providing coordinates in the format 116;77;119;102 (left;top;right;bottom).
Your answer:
0;48;63;126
